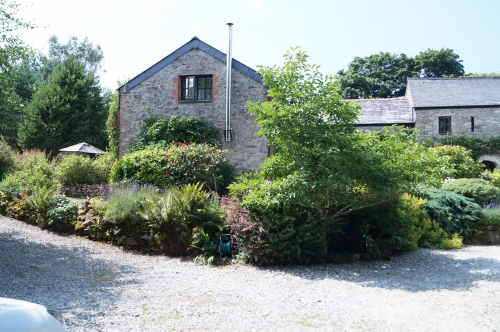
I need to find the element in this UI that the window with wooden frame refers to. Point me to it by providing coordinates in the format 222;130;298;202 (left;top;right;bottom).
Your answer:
180;75;213;101
439;116;451;134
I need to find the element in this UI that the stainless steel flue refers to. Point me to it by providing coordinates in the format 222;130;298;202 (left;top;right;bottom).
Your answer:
224;23;233;142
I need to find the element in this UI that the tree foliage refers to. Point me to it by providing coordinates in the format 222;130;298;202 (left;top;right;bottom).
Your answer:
413;48;464;78
0;0;34;146
131;115;220;151
230;48;450;262
337;48;465;99
18;55;107;154
106;87;120;159
336;52;413;98
442;178;500;203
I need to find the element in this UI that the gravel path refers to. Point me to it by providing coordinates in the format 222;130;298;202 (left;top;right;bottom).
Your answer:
1;215;500;332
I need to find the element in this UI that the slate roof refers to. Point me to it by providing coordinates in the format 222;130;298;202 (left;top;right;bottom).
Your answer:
407;77;500;108
118;37;262;93
351;98;413;125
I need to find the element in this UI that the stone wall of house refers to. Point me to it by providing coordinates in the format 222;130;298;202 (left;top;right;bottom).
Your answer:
415;107;500;137
61;183;109;198
119;49;268;171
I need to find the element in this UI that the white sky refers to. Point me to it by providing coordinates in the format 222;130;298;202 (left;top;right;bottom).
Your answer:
15;0;500;90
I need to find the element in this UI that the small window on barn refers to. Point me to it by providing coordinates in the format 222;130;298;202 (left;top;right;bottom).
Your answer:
180;75;213;101
439;116;451;134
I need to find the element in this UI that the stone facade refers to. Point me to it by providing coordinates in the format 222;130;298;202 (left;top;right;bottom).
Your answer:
119;48;268;171
414;107;500;137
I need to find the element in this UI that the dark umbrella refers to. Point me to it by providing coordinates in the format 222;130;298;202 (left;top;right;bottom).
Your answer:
59;142;105;154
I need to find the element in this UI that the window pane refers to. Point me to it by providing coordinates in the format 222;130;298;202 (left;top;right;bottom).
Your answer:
206;90;212;100
206;77;212;88
198;89;205;100
198;78;205;88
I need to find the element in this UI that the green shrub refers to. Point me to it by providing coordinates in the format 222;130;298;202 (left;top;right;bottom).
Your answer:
110;143;231;193
93;152;115;182
418;188;481;237
140;183;225;256
47;195;78;226
0;150;58;197
131;115;220;151
13;149;54;177
430;145;483;179
103;183;155;223
0;168;58;199
489;169;500;189
223;195;325;265
433;135;500;160
55;154;98;184
442;178;500;203
0;139;15;178
333;194;428;258
55;153;113;185
25;186;58;213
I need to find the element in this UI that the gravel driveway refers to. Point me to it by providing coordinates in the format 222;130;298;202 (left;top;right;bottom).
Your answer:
1;215;500;331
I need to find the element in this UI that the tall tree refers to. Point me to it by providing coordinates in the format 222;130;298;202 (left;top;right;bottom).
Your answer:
18;55;107;154
232;48;448;259
413;48;464;77
337;48;465;99
0;0;34;147
336;52;414;99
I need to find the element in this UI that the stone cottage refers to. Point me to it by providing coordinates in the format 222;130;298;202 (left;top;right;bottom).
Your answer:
118;37;268;171
353;77;500;167
119;38;500;169
354;77;500;136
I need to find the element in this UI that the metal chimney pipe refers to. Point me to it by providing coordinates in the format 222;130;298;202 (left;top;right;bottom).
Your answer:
224;23;233;142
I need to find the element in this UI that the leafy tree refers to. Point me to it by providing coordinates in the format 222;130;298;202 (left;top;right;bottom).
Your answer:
336;52;413;98
230;48;449;262
44;35;104;75
18;55;107;154
413;48;464;78
337;48;465;99
106;87;120;159
465;72;500;77
0;1;34;146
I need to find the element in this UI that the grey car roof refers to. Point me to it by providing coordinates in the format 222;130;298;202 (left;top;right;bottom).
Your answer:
118;37;262;93
407;77;500;108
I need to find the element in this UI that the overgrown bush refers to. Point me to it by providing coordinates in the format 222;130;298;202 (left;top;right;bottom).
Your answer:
0;150;58;198
0;139;15;178
442;178;500;203
332;193;464;256
140;183;225;256
430;145;483;179
110;143;232;193
418;188;481;238
336;195;430;257
131;115;220;151
223;195;325;265
55;153;113;185
12;149;55;177
429;135;500;160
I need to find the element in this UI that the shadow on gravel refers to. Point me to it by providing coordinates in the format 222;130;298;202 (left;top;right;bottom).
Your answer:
0;224;141;330
259;248;500;292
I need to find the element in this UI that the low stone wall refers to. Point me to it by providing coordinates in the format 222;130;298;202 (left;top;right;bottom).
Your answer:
471;225;500;245
61;183;109;198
